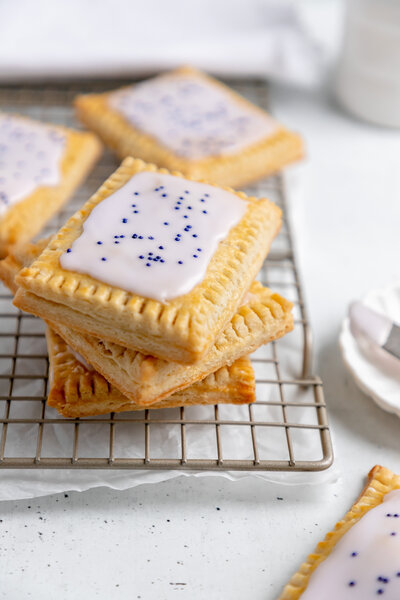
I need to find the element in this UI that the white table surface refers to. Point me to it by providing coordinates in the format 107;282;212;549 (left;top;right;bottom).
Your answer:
1;79;400;600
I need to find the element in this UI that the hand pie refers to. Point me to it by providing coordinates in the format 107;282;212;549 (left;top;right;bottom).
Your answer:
46;327;256;418
0;113;101;257
74;66;303;188
14;157;282;363
278;466;400;599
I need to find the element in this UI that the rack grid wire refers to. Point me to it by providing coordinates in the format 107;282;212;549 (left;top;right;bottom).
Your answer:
0;78;333;471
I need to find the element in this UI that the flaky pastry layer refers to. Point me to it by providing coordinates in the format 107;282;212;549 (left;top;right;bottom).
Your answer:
0;116;102;257
46;328;255;417
14;157;282;363
47;279;293;406
75;66;304;188
278;466;400;599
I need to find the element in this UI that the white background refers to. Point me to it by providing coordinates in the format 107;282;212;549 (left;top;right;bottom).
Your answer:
1;1;400;599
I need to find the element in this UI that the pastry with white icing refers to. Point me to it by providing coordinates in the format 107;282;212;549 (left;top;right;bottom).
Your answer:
74;66;303;188
0;113;101;257
14;158;283;364
278;466;400;600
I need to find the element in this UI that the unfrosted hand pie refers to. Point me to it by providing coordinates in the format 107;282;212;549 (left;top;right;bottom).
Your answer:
47;279;292;406
46;327;256;417
14;157;282;363
0;113;101;257
74;66;303;188
278;466;400;599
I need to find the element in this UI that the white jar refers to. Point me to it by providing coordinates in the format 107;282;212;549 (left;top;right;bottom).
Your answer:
336;0;400;127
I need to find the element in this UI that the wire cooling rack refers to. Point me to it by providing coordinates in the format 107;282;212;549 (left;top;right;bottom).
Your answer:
0;79;333;471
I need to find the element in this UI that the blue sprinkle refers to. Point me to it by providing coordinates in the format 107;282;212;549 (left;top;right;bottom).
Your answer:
156;255;161;259
187;206;192;210
175;237;180;242
120;235;125;238
146;263;151;267
387;514;392;517
197;248;202;252
183;215;188;219
139;255;144;259
348;581;356;587
178;261;183;265
97;241;102;245
202;210;208;214
154;188;159;192
131;204;136;208
175;207;180;210
114;241;119;244
148;236;154;240
132;234;137;239
193;254;198;258
179;196;184;200
159;246;164;250
377;590;384;595
134;192;139;196
66;248;71;253
177;201;182;205
160;186;164;190
351;552;358;557
200;198;205;202
162;193;167;198
114;235;119;238
164;222;169;226
185;190;189;194
187;225;192;229
396;572;400;577
205;193;209;197
122;218;128;223
149;252;153;255
160;259;165;263
133;210;139;214
192;234;198;238
391;532;397;536
101;257;107;261
395;514;399;518
138;236;143;239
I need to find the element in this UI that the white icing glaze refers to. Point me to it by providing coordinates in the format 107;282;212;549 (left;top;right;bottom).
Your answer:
60;171;247;302
302;489;400;599
0;114;65;217
109;73;278;159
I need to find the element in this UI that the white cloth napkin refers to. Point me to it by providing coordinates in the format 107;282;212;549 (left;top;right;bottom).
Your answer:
0;0;322;85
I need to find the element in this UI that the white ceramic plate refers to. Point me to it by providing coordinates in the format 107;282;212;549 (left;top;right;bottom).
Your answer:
339;283;400;417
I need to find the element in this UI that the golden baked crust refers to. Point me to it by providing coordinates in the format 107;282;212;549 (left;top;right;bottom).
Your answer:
278;466;400;599
47;279;293;406
0;116;102;257
46;327;255;417
74;66;304;188
14;157;282;363
0;239;255;417
0;238;50;293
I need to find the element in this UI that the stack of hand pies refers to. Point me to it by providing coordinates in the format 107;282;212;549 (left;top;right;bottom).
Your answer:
0;67;302;418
